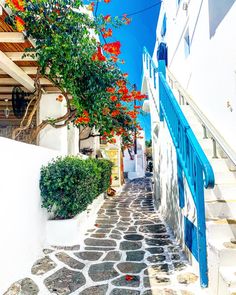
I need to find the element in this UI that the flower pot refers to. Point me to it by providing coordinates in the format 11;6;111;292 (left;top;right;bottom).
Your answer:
46;193;104;246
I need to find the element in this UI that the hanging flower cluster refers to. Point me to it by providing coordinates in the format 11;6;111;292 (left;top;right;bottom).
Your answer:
75;111;90;124
92;46;106;61
6;0;24;11
5;0;146;147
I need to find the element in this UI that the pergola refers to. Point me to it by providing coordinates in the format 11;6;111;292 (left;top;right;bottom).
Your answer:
0;5;59;141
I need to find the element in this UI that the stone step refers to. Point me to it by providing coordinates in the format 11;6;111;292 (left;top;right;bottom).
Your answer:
205;183;236;202
218;266;236;295
205;199;236;219
207;219;236;241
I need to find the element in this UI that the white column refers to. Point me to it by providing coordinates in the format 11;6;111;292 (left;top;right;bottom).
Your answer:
38;93;68;154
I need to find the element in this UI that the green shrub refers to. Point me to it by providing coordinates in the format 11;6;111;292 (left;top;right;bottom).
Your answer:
40;156;112;219
95;159;113;194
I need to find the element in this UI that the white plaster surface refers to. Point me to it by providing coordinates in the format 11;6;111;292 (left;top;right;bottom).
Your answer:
38;93;68;154
0;137;60;293
46;193;104;246
157;0;236;155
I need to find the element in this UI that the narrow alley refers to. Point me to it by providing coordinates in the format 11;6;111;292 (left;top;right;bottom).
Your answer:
5;176;202;295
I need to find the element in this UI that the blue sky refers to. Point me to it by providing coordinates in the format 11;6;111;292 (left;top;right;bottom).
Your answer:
96;0;161;140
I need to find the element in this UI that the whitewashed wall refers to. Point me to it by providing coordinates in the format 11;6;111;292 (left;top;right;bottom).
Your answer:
123;149;135;172
0;137;60;293
123;131;146;177
39;93;79;155
142;67;199;270
156;0;236;154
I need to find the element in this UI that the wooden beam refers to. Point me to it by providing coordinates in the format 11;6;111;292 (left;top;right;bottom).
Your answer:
0;51;35;92
0;32;25;43
4;52;37;61
0;86;28;93
0;94;11;99
44;86;61;93
0;67;50;75
0;77;52;85
20;67;38;75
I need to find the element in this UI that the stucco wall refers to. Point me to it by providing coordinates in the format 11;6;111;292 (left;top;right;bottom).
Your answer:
157;0;236;154
0;137;60;293
38;93;80;155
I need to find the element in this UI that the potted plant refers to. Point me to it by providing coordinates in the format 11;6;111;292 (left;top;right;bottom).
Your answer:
40;156;112;246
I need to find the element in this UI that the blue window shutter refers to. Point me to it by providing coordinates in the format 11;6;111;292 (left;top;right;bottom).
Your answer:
161;14;167;37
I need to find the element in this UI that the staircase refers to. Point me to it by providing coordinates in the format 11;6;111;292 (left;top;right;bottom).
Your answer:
142;47;236;294
167;72;236;295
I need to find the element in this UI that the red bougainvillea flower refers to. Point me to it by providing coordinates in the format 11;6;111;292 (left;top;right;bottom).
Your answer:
83;110;89;117
104;15;111;22
106;87;115;93
132;90;148;100
116;103;122;108
108;138;116;144
111;110;120;117
125;275;134;281
75;117;90;124
56;94;63;102
134;105;142;109
92;47;106;62
111;56;118;63
127;111;137;119
103;41;121;56
137;125;143;130
118;87;129;95
121;94;132;102
122;14;131;25
87;2;95;11
102;28;113;38
116;80;126;87
75;110;90;124
15;16;25;32
123;73;128;78
6;0;24;11
110;95;117;102
104;0;111;3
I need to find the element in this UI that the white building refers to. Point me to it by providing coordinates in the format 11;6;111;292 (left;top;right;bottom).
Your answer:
123;130;146;179
142;1;236;294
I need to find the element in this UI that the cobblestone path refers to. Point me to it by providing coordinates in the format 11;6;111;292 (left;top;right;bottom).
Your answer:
4;177;203;295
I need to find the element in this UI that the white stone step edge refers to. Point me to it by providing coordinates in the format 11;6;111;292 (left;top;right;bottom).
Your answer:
219;266;236;288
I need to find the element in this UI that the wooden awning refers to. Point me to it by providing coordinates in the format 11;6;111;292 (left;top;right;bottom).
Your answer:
0;6;60;129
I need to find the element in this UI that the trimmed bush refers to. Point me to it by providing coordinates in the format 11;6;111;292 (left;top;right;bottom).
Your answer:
40;156;112;219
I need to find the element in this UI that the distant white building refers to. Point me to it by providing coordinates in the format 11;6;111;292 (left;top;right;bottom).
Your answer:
123;130;146;179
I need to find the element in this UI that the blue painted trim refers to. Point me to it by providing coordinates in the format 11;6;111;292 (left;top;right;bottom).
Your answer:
177;158;185;208
142;47;215;288
184;217;198;261
153;68;157;89
149;60;152;78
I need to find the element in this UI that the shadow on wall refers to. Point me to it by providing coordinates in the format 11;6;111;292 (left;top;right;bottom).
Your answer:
164;144;184;244
154;129;184;244
208;0;236;38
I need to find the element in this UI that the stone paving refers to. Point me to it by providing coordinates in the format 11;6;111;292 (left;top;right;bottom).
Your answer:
4;177;203;295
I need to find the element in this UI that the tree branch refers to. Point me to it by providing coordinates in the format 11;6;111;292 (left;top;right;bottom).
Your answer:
12;68;42;140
